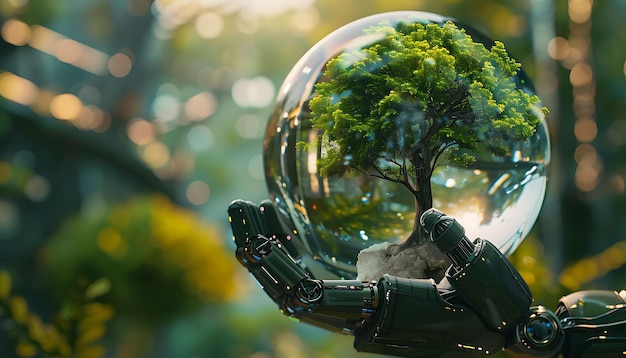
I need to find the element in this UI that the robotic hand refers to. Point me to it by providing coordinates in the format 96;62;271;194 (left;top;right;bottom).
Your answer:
228;199;626;357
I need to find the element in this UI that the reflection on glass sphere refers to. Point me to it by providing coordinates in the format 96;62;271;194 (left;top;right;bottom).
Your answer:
263;11;550;278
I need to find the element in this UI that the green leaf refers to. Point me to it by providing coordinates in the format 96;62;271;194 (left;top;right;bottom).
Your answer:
84;278;112;300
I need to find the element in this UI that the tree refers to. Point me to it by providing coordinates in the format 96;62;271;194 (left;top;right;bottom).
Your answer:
307;20;546;261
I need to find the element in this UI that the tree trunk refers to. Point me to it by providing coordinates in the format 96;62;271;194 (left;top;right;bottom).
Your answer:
367;145;451;282
358;176;449;282
400;140;435;248
355;122;451;282
393;173;432;252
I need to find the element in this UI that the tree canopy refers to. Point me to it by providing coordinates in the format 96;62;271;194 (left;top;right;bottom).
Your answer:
308;20;547;201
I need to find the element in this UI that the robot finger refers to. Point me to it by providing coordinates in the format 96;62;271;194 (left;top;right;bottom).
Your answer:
227;199;268;246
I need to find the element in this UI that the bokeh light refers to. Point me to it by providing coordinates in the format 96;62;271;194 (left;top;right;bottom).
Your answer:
0;200;18;237
609;173;625;194
288;8;320;34
186;125;214;151
573;117;597;143
142;141;171;169
183;91;217;121
1;18;31;46
49;93;82;121
108;52;133;78
29;25;109;75
127;118;156;145
0;72;38;106
568;0;593;24
235;114;262;138
247;154;264;181
231;76;275;108
194;12;224;39
547;37;569;61
186;180;211;205
569;62;593;87
152;94;180;122
55;38;83;65
24;175;50;202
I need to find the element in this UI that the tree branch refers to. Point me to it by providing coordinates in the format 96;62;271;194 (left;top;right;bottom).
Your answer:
431;142;455;173
362;165;418;196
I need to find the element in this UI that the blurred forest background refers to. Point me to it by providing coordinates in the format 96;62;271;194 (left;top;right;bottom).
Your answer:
0;0;625;357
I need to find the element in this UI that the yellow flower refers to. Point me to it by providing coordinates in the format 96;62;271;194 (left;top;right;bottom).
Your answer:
0;270;11;300
97;227;127;257
74;344;106;358
9;295;28;324
26;314;45;342
15;342;37;358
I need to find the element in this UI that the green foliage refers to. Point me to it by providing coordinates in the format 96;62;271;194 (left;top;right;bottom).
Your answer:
308;19;546;197
41;195;239;323
0;270;113;358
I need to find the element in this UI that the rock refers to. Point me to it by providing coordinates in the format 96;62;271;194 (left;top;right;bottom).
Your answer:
356;240;450;282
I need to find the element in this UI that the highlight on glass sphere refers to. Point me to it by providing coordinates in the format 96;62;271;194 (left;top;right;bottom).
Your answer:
263;11;550;279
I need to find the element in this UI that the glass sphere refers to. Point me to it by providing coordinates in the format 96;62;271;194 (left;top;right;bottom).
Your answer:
263;11;550;278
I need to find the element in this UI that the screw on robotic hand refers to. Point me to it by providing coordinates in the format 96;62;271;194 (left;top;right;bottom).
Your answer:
252;234;272;254
243;234;272;262
296;279;324;305
420;208;475;268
